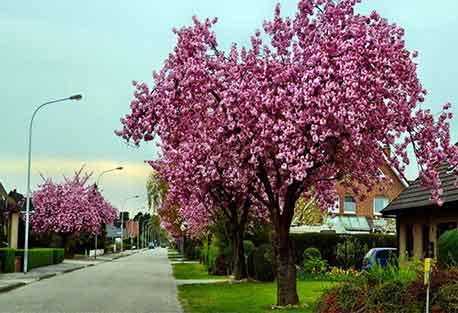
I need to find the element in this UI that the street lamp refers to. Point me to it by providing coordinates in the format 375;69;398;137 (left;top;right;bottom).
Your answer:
23;94;82;273
94;166;123;259
120;195;140;252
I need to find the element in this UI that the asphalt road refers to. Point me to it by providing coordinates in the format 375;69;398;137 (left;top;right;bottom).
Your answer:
0;248;182;313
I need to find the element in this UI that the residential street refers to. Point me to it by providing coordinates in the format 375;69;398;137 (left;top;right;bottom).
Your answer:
0;248;182;313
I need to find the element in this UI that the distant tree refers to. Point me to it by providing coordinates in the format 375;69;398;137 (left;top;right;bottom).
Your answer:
146;171;167;212
31;168;116;253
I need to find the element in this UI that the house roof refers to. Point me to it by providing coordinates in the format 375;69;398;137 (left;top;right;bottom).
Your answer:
382;162;457;214
382;153;409;188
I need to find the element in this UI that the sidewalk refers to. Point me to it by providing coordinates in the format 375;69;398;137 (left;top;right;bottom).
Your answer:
0;249;142;293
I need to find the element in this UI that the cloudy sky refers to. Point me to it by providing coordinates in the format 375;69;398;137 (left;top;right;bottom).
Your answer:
1;0;457;213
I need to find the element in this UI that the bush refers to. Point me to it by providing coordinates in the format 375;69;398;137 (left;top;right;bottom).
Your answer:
251;244;274;282
0;248;16;273
336;237;368;269
303;247;322;261
438;229;458;268
53;248;65;264
304;257;327;274
15;248;56;270
433;283;458;312
243;240;255;257
292;233;396;269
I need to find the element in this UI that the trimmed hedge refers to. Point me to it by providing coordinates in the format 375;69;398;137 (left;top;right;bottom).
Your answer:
291;233;396;268
438;229;458;268
0;248;16;273
53;248;65;264
9;248;65;272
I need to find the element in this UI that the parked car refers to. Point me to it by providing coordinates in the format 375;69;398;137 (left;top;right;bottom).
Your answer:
148;242;155;249
362;248;398;270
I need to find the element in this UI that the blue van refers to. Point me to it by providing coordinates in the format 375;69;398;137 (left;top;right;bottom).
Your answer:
362;248;398;270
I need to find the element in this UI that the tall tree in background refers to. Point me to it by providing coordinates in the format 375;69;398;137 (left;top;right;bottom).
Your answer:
117;0;458;305
146;171;167;212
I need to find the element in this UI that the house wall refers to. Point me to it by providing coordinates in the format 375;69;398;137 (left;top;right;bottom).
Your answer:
398;207;458;261
335;164;406;218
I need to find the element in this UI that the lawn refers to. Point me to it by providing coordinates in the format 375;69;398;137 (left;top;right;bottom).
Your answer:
172;262;226;280
178;280;333;313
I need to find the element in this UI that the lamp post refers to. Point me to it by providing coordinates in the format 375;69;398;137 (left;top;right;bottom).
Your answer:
23;94;82;273
120;195;140;252
94;167;123;259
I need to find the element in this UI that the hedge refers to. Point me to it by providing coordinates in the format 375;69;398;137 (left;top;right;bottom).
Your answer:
12;248;65;271
291;233;396;268
438;229;458;268
53;248;65;264
0;248;16;273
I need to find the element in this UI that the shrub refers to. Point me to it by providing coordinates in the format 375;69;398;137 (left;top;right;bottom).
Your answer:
252;244;274;282
433;283;458;312
302;247;327;274
0;248;16;273
303;247;321;261
438;229;458;268
336;237;368;269
315;263;423;313
15;248;56;270
291;233;396;269
243;240;255;257
315;282;367;313
53;248;65;264
303;257;327;274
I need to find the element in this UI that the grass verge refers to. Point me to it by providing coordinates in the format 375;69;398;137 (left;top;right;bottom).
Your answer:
172;263;226;280
178;280;333;313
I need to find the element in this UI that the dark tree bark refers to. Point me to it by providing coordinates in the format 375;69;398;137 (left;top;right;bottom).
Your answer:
227;198;250;280
256;164;302;306
273;222;299;306
231;224;247;280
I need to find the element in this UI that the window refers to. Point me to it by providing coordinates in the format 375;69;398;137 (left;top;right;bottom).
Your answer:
406;224;414;258
344;195;356;214
373;196;389;215
328;197;340;214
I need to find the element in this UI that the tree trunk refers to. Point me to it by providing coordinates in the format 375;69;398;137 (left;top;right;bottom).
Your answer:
231;224;247;280
274;228;299;306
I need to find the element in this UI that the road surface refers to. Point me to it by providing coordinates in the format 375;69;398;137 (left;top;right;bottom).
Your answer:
0;248;182;313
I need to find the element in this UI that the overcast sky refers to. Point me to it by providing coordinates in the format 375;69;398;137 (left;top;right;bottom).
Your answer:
1;0;457;213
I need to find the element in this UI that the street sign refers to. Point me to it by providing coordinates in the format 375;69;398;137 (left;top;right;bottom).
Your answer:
424;258;432;313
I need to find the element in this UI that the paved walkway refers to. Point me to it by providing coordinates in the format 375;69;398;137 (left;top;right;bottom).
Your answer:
0;249;140;293
0;248;182;313
176;278;230;285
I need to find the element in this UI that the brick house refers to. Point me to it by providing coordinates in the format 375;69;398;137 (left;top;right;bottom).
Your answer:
291;151;408;234
382;162;458;261
330;162;409;218
125;220;139;238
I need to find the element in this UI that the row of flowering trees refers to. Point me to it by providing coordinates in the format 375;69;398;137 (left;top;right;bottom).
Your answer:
30;168;117;252
116;0;458;306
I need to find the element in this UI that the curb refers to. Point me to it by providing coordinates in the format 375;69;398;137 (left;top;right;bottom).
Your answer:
0;282;26;293
62;266;86;274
